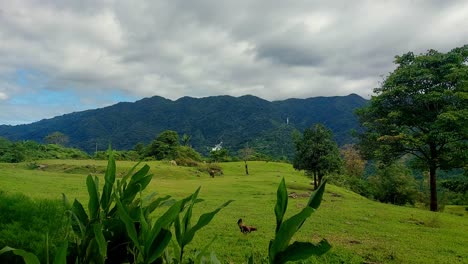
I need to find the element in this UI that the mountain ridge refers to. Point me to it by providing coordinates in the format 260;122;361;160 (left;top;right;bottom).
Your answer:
0;94;368;157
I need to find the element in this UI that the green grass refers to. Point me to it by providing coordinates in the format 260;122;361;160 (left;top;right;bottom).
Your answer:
1;160;467;263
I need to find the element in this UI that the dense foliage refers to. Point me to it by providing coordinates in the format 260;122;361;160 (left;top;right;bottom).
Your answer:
0;94;367;158
0;138;89;162
356;45;468;211
293;124;342;189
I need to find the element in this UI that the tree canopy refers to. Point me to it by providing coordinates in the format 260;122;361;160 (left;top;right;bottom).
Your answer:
293;124;342;189
356;45;468;211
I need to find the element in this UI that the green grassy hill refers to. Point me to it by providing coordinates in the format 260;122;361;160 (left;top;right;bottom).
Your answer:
1;160;467;263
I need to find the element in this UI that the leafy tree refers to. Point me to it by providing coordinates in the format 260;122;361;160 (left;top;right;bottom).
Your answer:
146;130;180;160
356;46;468;211
293;124;342;189
44;132;69;146
209;148;231;162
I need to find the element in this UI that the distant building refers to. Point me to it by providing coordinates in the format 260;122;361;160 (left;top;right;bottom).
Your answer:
212;141;223;151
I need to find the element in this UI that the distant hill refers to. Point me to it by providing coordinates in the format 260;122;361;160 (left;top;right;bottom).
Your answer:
0;94;367;158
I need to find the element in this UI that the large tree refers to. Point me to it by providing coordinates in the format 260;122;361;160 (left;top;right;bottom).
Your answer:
356;46;468;211
146;130;180;160
293;124;342;189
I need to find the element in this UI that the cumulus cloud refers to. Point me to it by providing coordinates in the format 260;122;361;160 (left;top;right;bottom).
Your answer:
0;0;467;124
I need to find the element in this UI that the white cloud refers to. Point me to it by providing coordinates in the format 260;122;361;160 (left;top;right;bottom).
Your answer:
0;0;467;124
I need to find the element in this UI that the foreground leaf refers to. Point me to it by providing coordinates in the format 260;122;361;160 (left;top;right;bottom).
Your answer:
274;240;331;264
0;247;40;264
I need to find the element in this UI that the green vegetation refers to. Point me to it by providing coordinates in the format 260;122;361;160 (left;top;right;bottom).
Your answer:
293;124;342;189
356;45;468;211
1;159;467;263
0;137;89;163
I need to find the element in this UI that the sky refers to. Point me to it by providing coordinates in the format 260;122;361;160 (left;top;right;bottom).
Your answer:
0;1;467;125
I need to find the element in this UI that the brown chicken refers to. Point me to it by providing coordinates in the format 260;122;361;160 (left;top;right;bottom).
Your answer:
237;218;257;233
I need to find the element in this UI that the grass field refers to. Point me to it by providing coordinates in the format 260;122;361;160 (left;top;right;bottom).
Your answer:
1;159;467;263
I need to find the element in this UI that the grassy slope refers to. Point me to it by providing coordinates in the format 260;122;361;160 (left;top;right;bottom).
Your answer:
0;160;467;263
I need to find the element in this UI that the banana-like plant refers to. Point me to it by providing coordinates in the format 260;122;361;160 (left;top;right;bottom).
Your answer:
268;178;331;264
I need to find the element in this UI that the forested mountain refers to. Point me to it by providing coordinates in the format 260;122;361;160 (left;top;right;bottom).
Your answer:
0;94;367;158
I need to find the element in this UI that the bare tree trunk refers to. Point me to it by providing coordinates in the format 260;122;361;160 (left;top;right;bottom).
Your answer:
244;160;249;175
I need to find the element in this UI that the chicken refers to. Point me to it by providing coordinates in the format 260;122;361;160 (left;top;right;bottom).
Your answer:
237;218;257;233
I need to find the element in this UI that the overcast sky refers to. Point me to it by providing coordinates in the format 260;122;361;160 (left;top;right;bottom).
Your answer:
0;0;467;125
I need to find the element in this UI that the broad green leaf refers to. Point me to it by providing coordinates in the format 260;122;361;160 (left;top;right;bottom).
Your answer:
115;198;142;252
122;164;152;203
101;150;116;214
0;246;40;264
86;175;100;220
144;195;172;216
147;228;172;263
274;178;288;233
307;179;327;209
270;207;314;256
93;223;107;258
146;199;184;257
122;161;141;183
53;241;68;264
174;214;182;246
273;240;331;264
72;199;89;227
183;200;233;245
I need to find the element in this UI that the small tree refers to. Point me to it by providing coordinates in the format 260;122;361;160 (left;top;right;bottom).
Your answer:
356;46;468;211
239;145;255;175
293;124;342;189
340;144;366;178
44;132;69;146
181;134;191;147
209;148;231;163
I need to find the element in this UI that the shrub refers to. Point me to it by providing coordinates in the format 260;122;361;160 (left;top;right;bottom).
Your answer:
197;163;224;177
369;162;419;206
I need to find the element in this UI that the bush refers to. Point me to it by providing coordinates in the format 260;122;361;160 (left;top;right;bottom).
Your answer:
368;162;419;206
197;163;224;177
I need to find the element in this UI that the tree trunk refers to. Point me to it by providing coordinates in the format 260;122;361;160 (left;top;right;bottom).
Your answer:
429;143;439;212
244;160;249;175
313;171;318;190
429;164;438;212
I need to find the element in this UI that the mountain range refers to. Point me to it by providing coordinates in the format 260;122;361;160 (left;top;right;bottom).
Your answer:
0;94;367;158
